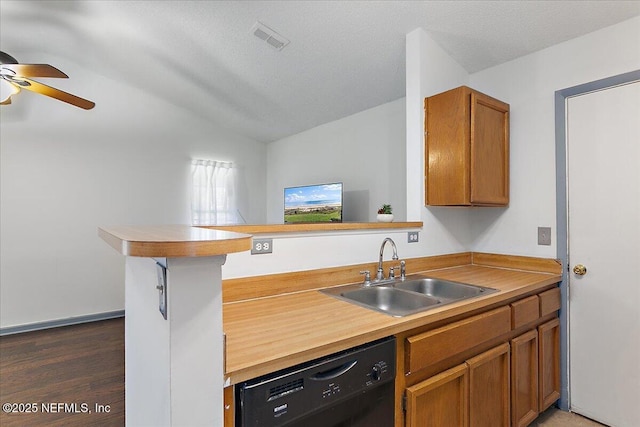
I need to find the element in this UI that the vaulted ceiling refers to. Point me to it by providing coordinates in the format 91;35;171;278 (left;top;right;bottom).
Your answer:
2;1;639;142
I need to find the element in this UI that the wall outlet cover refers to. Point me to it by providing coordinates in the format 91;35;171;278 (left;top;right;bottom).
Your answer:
251;238;273;254
408;231;419;243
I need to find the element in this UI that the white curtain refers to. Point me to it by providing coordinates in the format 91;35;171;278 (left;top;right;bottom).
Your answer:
191;159;238;225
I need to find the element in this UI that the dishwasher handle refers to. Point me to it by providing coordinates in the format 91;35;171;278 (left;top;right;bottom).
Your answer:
309;360;358;381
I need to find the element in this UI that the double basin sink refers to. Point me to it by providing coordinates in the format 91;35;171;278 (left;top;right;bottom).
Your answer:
321;275;497;317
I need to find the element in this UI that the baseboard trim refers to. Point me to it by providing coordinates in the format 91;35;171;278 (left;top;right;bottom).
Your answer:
0;310;125;336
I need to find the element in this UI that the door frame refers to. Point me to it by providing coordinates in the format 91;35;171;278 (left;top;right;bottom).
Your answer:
554;69;640;411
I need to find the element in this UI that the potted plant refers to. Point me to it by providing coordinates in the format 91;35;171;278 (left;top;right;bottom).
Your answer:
377;204;394;222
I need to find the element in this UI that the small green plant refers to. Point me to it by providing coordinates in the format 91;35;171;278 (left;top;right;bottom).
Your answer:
377;204;392;215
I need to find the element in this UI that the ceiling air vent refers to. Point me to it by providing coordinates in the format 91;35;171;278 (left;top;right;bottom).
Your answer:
251;21;290;51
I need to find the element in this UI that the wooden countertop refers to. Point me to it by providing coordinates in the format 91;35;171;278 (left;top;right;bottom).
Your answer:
223;262;561;384
206;221;423;234
99;225;251;257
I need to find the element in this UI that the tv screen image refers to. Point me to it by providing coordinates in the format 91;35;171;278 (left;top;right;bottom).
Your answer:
284;183;343;223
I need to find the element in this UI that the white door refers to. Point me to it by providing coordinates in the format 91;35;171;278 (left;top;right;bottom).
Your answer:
567;81;640;426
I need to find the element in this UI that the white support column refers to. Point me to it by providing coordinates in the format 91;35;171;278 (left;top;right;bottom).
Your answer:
125;255;227;426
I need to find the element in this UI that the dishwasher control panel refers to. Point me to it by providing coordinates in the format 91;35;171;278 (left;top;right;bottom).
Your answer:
237;337;396;427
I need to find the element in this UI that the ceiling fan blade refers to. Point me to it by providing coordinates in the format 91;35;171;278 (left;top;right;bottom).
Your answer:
0;51;18;64
2;63;68;78
18;77;95;110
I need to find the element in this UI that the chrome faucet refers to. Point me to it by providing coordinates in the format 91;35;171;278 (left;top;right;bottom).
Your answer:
376;238;399;281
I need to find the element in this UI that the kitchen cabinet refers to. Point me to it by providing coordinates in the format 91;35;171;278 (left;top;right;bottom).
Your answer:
425;86;510;206
400;287;560;427
405;306;511;373
406;363;469;427
511;329;539;427
224;386;234;427
538;318;561;412
468;343;511;427
403;307;512;427
509;318;561;427
405;343;510;427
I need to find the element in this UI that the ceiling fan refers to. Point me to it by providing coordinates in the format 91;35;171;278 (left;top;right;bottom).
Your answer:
0;51;95;110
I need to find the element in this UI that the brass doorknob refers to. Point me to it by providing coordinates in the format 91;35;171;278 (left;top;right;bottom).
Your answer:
573;264;587;276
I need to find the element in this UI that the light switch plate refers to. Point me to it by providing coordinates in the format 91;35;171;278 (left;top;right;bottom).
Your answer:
538;227;551;246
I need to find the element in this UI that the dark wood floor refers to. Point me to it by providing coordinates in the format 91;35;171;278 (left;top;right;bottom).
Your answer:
0;318;125;427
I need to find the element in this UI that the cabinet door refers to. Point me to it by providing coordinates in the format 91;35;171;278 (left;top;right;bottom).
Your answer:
511;330;539;427
425;86;471;206
425;86;509;207
406;363;469;427
467;343;510;427
224;386;234;427
538;318;561;411
470;91;510;205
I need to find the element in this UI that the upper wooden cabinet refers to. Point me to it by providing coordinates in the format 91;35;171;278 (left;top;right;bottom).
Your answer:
425;86;510;206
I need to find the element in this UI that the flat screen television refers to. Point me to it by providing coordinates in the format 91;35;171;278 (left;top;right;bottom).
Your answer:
284;182;343;223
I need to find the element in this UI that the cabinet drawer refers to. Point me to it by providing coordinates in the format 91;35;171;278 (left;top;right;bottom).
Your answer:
511;296;540;329
406;306;511;373
539;288;561;317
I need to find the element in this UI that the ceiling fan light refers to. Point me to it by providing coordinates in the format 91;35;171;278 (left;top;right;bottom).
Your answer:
0;79;20;104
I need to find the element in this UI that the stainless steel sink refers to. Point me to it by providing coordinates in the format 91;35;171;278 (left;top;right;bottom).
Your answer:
320;275;497;317
395;277;497;302
336;286;441;317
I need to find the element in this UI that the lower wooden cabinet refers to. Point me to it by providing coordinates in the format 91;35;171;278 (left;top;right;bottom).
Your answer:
468;343;511;427
511;329;539;427
509;318;561;427
405;343;510;427
224;386;234;427
538;318;561;412
406;363;469;427
401;287;561;427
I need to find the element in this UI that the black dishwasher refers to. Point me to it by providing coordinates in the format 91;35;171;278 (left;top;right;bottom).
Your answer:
236;336;396;427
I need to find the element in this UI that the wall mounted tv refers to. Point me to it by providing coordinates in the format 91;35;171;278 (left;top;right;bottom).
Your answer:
284;182;343;223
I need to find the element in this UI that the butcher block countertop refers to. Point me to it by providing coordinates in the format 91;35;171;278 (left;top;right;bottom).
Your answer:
223;253;562;385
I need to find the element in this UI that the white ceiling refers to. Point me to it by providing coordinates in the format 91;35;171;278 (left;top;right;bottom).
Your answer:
1;1;639;142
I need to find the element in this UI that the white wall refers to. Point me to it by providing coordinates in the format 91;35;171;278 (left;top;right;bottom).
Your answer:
467;15;640;257
223;29;475;280
0;57;266;329
265;98;407;223
405;27;469;223
405;28;475;251
225;18;640;279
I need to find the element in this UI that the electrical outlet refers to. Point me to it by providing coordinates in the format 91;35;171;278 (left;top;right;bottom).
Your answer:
538;227;551;246
408;231;419;243
251;238;273;254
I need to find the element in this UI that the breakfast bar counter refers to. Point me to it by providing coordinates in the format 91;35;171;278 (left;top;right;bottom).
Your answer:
99;225;562;427
99;225;251;427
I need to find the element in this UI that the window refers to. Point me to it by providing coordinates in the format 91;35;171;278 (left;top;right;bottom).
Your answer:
190;159;238;225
